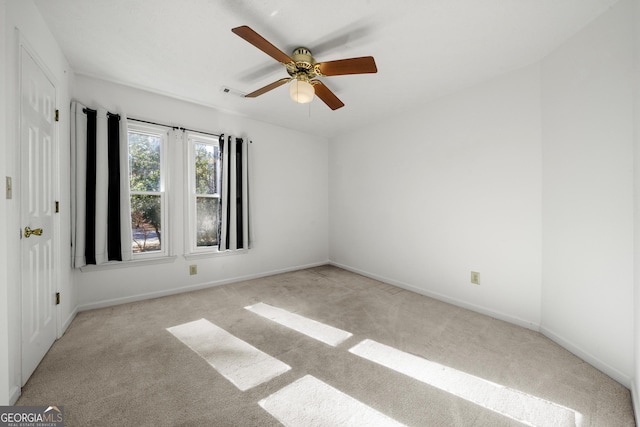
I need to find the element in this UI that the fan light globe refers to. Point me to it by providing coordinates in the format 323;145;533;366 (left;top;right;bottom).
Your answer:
289;79;314;104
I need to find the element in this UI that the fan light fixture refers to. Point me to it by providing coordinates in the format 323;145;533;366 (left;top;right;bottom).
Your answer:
232;26;377;110
289;79;314;104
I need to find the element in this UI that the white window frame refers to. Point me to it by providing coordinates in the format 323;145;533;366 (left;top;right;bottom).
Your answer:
128;122;169;259
185;131;221;255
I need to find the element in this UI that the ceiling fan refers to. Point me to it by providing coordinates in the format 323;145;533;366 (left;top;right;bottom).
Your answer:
231;25;377;110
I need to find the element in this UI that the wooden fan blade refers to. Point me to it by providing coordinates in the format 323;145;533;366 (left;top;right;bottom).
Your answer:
316;56;377;76
245;78;291;98
231;26;293;64
313;81;345;110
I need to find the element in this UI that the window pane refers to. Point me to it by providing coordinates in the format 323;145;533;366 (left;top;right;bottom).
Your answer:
129;132;161;192
195;143;218;195
131;194;162;253
196;197;219;247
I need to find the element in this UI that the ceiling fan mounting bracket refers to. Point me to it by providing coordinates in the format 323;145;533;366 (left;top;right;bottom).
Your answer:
292;47;313;63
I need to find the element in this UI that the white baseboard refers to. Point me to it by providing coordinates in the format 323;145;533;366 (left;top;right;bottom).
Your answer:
62;307;77;332
9;385;20;405
77;261;329;312
631;380;640;426
329;261;539;331
539;325;632;389
58;306;77;338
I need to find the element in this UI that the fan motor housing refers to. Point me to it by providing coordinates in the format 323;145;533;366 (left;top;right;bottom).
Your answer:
291;47;315;72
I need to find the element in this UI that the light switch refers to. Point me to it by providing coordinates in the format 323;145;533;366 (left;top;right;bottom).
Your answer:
5;177;12;199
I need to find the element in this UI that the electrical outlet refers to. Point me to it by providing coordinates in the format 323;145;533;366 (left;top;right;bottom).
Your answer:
471;271;480;285
189;264;198;275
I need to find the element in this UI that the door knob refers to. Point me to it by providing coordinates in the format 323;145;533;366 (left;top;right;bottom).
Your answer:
24;226;43;238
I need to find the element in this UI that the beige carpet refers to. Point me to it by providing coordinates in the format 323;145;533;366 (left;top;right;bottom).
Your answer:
16;266;635;426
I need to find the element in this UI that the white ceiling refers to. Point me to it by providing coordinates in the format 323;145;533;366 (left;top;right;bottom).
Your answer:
34;0;620;137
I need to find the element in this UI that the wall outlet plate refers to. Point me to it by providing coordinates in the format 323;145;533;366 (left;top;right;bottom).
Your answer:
189;264;198;275
471;271;480;285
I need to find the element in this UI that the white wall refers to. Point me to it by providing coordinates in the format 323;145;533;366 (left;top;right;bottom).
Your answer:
632;0;640;414
2;0;73;404
0;0;10;407
329;0;636;388
72;76;329;309
540;0;635;385
329;64;543;329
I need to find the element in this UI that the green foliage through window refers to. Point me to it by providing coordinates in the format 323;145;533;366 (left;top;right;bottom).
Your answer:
129;130;163;254
192;139;220;248
129;133;160;192
126;127;222;255
195;143;218;195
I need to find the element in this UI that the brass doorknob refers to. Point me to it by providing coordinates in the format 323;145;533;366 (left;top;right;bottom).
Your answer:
24;226;43;238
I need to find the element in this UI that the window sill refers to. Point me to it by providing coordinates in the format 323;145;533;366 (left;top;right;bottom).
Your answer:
78;248;248;271
184;248;248;261
79;255;178;272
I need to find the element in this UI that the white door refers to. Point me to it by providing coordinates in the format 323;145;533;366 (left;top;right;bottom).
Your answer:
20;46;57;385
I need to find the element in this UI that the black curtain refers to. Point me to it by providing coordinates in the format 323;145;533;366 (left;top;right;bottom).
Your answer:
107;113;122;261
235;138;244;249
83;108;123;264
218;135;228;249
84;108;97;265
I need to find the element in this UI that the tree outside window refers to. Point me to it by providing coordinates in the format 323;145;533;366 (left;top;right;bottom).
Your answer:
190;134;220;251
128;128;164;254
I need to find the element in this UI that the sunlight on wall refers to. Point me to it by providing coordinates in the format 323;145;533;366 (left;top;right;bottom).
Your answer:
350;339;583;427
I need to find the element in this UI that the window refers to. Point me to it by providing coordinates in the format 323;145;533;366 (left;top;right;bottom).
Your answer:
124;123;228;261
128;123;167;257
186;132;221;253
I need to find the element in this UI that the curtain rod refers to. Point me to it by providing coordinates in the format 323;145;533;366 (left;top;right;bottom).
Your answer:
128;117;220;138
82;107;119;118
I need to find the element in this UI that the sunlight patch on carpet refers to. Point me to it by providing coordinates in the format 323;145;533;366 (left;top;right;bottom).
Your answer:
245;302;353;346
349;339;583;427
259;374;406;426
167;318;290;391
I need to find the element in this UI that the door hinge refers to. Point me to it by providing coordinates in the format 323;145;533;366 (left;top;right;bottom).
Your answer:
55;201;59;213
54;109;59;122
55;292;60;305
